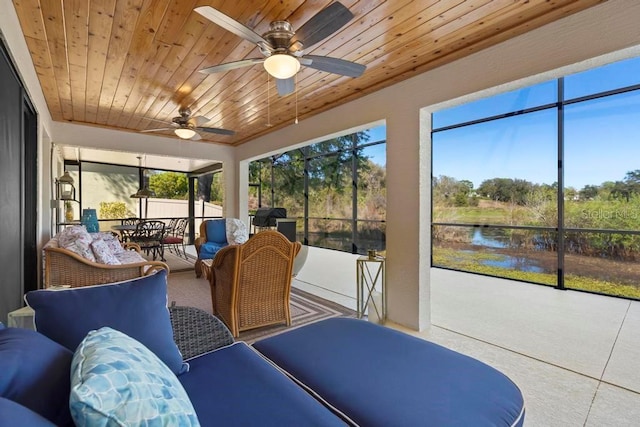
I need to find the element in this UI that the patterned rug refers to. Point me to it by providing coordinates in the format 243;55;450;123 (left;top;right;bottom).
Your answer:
167;271;356;344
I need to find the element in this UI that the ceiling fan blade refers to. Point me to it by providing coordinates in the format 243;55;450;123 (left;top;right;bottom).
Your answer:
194;6;271;49
276;77;295;96
190;115;211;127
289;2;353;51
304;55;365;77
141;127;174;133
190;132;202;141
199;58;265;74
197;126;236;136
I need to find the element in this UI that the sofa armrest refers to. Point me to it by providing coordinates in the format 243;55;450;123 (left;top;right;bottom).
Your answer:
168;305;234;360
43;246;169;288
122;242;141;252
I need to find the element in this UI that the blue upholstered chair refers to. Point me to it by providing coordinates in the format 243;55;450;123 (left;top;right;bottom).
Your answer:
194;219;248;277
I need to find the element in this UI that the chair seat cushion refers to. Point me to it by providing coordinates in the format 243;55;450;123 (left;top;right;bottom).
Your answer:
163;236;183;244
179;342;346;426
254;318;525;427
199;241;228;259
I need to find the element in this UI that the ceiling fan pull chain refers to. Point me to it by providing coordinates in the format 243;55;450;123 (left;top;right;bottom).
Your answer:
267;73;272;127
295;73;299;124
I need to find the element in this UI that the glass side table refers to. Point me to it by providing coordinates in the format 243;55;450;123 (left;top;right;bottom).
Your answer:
356;255;386;323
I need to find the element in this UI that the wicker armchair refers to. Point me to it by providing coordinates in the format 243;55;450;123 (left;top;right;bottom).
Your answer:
209;230;301;337
43;241;169;289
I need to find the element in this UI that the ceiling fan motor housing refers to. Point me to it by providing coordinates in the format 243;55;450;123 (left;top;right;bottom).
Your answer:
262;21;296;55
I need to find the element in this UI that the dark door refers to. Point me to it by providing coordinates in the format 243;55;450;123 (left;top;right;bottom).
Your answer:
0;40;38;322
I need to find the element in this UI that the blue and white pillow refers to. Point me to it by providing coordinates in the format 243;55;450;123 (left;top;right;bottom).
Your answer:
70;327;200;427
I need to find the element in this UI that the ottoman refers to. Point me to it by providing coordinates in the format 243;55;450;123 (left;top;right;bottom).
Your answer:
254;318;525;427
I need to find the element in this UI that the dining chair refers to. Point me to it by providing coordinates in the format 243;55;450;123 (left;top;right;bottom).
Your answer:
129;220;166;261
162;218;189;259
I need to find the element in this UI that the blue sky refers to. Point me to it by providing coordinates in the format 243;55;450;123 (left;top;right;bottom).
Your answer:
432;56;640;190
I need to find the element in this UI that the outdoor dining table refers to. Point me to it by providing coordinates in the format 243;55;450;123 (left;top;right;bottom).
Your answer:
111;224;137;242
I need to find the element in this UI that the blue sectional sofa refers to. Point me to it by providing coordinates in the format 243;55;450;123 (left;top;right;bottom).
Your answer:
0;271;525;426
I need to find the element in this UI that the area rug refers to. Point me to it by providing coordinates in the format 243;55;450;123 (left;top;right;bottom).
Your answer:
167;271;356;344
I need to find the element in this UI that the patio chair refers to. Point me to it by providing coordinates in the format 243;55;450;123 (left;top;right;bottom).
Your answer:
162;218;189;259
129;220;166;261
209;230;301;337
194;218;248;277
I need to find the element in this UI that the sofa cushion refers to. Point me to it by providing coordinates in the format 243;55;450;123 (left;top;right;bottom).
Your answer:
115;248;147;264
90;238;121;265
58;225;96;262
205;219;227;244
0;398;57;427
91;231;124;254
179;342;346;426
199;241;228;259
0;327;73;426
70;327;199;427
25;270;188;375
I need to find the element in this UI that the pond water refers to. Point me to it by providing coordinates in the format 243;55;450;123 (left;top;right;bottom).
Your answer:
469;228;548;273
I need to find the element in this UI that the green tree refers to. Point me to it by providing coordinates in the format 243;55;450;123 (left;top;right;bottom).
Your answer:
149;172;188;199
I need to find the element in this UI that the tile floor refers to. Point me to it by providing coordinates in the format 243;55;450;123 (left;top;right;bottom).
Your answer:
297;264;640;426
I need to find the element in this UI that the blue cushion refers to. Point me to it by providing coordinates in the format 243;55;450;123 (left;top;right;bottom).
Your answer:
179;342;346;426
0;398;57;426
25;270;188;375
70;327;199;426
205;219;227;244
254;318;525;427
0;328;73;426
199;241;228;259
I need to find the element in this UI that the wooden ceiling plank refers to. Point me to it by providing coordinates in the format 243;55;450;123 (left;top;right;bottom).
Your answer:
38;0;74;121
12;0;47;40
94;0;146;125
63;0;89;123
23;35;64;120
85;0;117;123
106;0;173;126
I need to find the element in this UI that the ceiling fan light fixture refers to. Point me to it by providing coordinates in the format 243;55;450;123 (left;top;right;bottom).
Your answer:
264;54;300;79
175;128;197;139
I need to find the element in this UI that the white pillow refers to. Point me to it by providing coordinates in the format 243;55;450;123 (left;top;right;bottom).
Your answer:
70;327;199;427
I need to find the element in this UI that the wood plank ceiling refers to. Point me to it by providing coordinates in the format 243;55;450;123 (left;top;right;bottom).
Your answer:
13;0;606;146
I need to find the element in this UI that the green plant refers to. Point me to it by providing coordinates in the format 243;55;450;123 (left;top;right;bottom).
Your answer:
99;202;134;219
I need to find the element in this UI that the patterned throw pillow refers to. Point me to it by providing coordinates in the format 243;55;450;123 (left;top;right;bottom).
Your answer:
92;232;124;254
58;226;96;262
90;239;121;265
70;327;200;427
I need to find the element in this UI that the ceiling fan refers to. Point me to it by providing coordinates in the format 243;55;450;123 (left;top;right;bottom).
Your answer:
194;2;366;96
141;108;235;140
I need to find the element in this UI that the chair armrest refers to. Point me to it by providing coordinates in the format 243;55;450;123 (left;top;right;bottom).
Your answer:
168;305;234;359
194;236;206;253
123;242;141;252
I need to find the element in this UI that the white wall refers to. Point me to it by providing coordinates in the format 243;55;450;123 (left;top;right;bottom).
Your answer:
235;0;640;330
3;0;640;327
